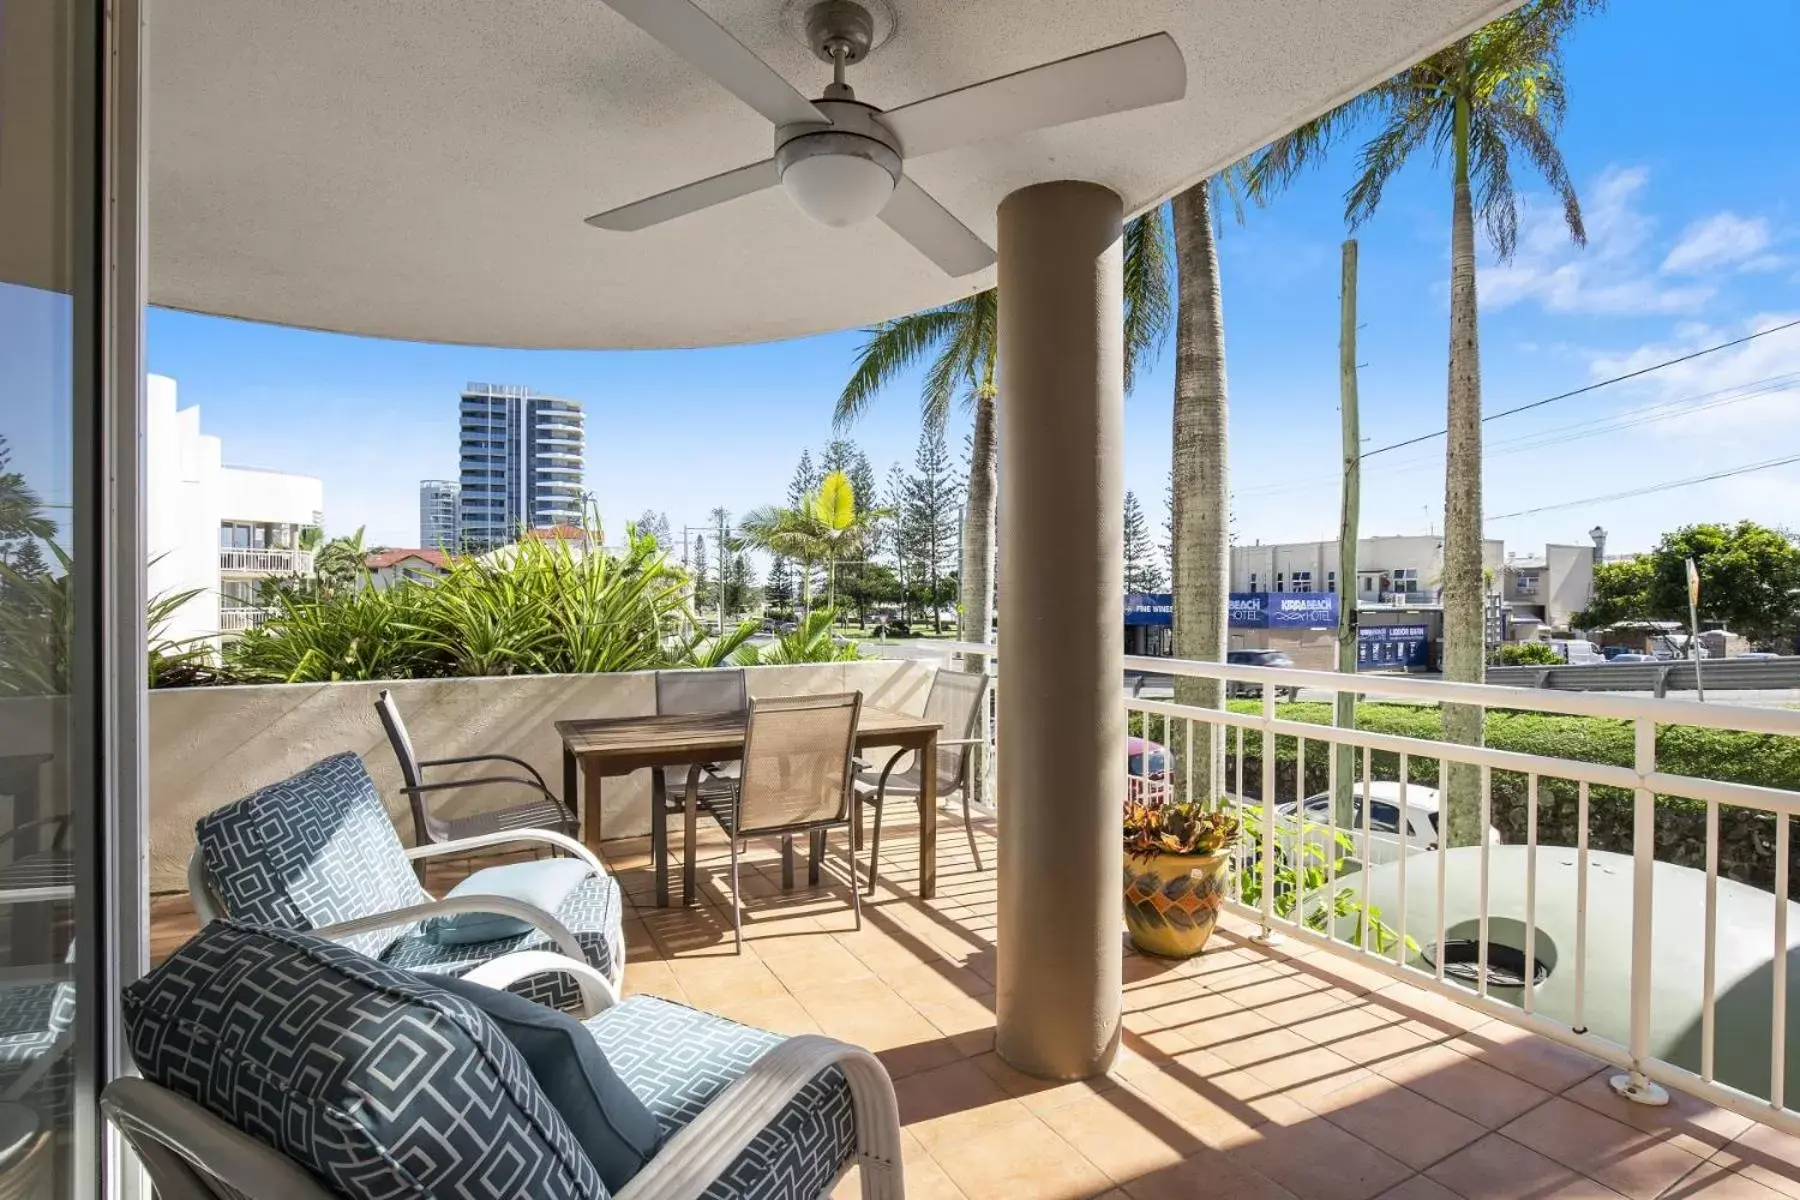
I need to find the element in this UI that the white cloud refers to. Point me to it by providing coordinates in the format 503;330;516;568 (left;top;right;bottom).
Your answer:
1661;212;1775;275
1480;166;1718;317
1583;312;1800;442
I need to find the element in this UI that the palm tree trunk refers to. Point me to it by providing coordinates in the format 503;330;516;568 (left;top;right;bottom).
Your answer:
960;385;998;671
1171;183;1230;792
1442;91;1487;847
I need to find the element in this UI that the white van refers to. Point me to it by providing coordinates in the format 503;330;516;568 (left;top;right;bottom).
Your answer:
1548;638;1605;665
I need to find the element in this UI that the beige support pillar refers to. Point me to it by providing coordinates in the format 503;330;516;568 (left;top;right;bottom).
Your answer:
994;180;1125;1080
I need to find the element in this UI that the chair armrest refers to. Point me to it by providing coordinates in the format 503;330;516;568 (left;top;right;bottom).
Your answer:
402;773;563;803
420;753;551;792
405;826;604;876
614;1035;903;1200
312;896;586;965
937;738;985;747
460;950;620;1017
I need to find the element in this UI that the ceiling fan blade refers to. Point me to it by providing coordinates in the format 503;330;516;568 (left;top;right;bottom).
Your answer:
881;33;1186;159
586;158;781;231
880;177;996;278
597;0;825;127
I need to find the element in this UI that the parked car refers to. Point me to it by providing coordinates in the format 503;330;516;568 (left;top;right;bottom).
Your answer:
1126;736;1171;803
1609;652;1655;663
1226;649;1300;700
1549;638;1605;665
1738;651;1781;660
1271;781;1502;870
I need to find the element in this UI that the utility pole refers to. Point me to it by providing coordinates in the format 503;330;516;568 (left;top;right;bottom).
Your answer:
1334;240;1361;826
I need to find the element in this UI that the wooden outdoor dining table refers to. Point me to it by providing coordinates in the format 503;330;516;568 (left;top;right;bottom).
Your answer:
556;705;943;903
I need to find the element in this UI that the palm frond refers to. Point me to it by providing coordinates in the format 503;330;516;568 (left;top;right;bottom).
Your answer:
1244;88;1396;203
835;305;967;430
1123;205;1173;394
1493;104;1585;247
1344;96;1440;230
1468;112;1520;258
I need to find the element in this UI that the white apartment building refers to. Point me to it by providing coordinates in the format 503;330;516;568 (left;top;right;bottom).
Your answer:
1230;535;1505;605
146;375;324;646
418;479;460;550
1500;544;1597;636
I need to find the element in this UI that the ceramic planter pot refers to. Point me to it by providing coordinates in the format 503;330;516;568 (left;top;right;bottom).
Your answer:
1123;848;1231;959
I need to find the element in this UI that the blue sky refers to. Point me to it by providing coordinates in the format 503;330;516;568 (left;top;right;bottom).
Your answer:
10;0;1800;562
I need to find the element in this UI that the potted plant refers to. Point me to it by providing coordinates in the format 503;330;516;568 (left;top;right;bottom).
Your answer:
1123;796;1241;959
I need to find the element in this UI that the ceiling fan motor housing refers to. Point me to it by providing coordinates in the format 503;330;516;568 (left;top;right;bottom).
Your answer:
774;99;903;227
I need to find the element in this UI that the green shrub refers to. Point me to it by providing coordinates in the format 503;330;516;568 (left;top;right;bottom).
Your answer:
1493;641;1563;666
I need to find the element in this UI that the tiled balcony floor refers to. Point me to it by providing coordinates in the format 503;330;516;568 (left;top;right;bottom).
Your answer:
152;812;1800;1200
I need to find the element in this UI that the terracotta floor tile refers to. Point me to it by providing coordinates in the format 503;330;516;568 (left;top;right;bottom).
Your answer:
1227;1106;1414;1200
1561;1069;1753;1159
1123;1147;1300;1200
1425;1133;1625;1200
1372;981;1495;1036
1499;1096;1706;1200
1376;1042;1553;1129
1235;1039;1374;1110
1376;1177;1464;1200
1310;1073;1486;1170
665;956;788;1009
1662;1162;1791;1200
1116;1057;1284;1150
699;993;822;1036
891;1058;1027;1153
971;1050;1119;1114
1713;1122;1800;1199
1036;1091;1202;1183
928;1110;1111;1200
1448;1021;1607;1094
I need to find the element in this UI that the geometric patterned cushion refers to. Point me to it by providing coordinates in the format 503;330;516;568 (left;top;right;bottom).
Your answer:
380;871;625;1011
195;753;428;958
0;976;76;1122
121;921;608;1200
590;995;857;1200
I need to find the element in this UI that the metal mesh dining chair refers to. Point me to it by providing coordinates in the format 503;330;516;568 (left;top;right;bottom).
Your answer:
650;669;748;907
375;690;576;848
698;693;863;952
856;669;988;894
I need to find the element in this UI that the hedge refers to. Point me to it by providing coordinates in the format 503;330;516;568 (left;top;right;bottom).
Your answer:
1131;701;1800;894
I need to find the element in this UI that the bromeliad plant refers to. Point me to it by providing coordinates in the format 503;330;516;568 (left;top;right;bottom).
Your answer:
1123;795;1240;858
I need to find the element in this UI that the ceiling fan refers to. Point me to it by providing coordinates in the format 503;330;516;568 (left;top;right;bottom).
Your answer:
585;0;1187;277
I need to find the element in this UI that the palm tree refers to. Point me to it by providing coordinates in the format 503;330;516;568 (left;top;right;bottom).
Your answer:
1247;0;1600;843
836;210;1172;667
740;471;884;614
1168;175;1244;773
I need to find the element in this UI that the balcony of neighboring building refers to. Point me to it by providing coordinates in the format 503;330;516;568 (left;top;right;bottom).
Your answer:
217;521;315;576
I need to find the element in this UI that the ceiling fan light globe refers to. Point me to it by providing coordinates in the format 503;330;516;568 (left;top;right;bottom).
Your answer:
776;130;900;227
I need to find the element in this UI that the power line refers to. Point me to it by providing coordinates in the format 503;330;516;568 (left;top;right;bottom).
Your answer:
1231;370;1800;503
1487;451;1800;521
1360;317;1800;460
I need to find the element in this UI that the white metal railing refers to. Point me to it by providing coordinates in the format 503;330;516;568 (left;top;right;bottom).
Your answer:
219;605;265;633
1124;653;1800;1138
219;548;312;574
871;637;1800;1138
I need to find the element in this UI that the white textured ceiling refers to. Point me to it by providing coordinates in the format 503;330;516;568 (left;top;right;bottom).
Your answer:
147;0;1514;349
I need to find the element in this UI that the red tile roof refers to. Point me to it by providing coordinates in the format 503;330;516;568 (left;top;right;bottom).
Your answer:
364;548;450;570
522;525;588;541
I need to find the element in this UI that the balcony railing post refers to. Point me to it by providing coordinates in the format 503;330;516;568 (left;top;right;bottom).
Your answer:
1256;685;1278;944
1612;716;1671;1106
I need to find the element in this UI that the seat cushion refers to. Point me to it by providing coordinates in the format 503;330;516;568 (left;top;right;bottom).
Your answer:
195;752;426;958
429;974;660;1193
590;995;857;1200
122;920;605;1200
424;858;595;946
0;978;75;1122
383;871;624;1010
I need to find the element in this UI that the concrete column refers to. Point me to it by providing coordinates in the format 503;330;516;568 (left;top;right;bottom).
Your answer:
994;181;1125;1080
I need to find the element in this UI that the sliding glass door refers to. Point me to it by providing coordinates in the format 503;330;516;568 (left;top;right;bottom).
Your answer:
1;1;138;1196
